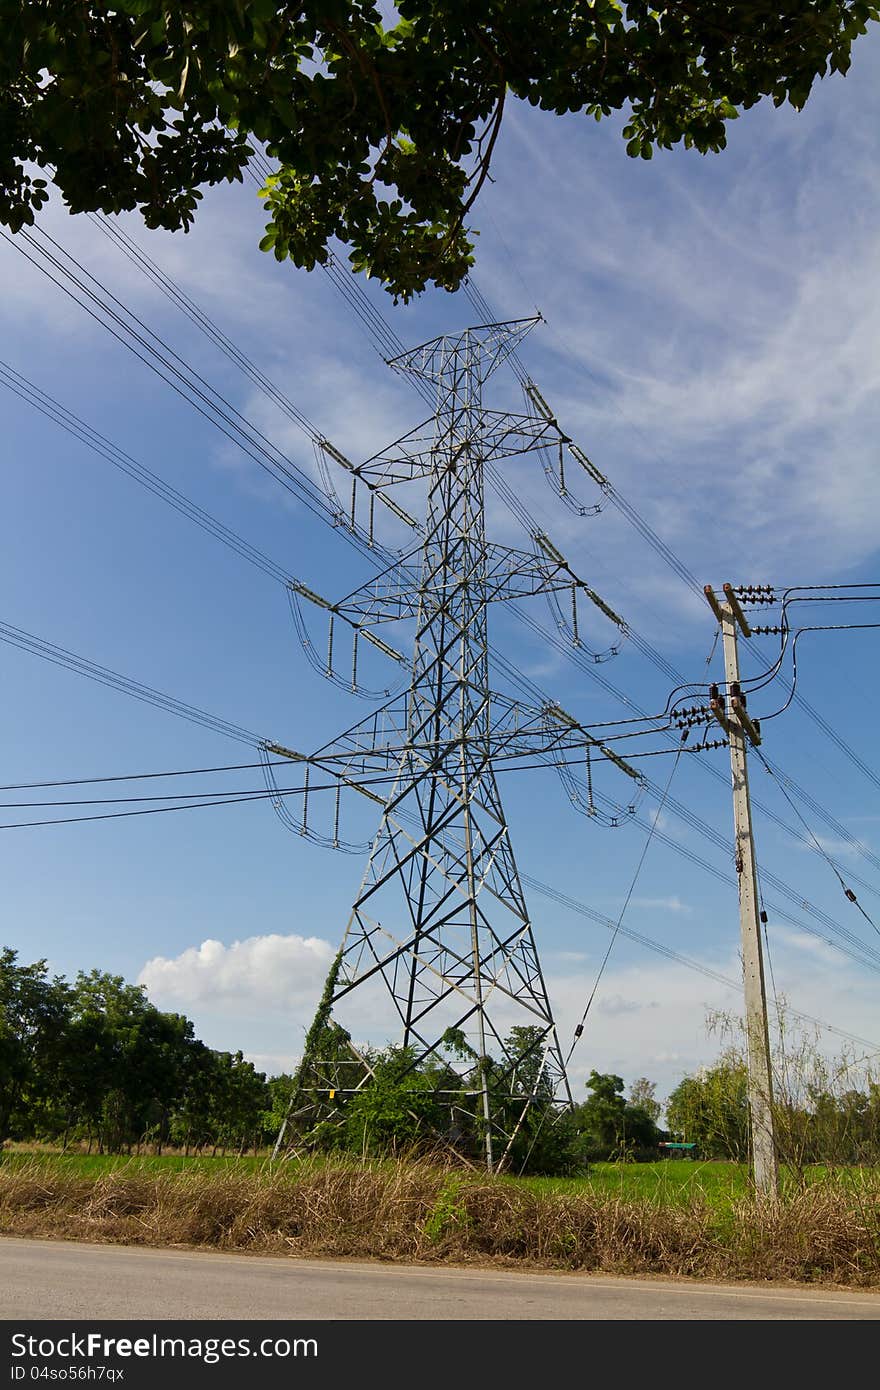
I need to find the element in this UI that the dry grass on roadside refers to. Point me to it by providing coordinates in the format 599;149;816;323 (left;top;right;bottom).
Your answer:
1;1156;879;1287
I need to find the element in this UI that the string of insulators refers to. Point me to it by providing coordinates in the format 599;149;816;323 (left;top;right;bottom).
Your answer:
568;442;609;490
534;530;567;566
360;628;406;663
318;438;355;471
524;381;607;508
598;744;643;782
524;381;555;422
291;581;405;696
582;585;625;629
673;705;715;728
732;585;777;606
318;439;421;535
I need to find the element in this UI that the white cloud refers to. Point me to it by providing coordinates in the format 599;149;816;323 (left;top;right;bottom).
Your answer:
245;1051;300;1074
548;957;742;1100
138;932;334;1017
544;897;880;1100
595;993;660;1017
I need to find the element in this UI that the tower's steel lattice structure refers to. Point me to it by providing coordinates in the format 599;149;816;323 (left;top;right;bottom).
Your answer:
270;319;640;1169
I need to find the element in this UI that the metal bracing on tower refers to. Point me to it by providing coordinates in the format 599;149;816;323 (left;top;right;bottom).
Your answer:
273;319;641;1170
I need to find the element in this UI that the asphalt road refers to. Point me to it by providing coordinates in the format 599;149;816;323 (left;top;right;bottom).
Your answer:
1;1238;879;1319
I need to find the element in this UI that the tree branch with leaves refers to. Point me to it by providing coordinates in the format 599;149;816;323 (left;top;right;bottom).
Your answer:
1;2;876;299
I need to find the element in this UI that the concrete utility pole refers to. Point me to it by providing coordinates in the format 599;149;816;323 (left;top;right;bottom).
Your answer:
705;583;779;1199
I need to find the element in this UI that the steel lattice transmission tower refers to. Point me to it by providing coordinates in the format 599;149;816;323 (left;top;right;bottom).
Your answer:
270;319;640;1170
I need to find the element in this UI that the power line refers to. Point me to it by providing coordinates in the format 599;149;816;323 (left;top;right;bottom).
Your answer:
564;738;688;1068
315;254;880;867
517;736;689;1169
70;216;647;672
0;760;285;790
0;362;671;740
19;215;874;883
4;765;874;1056
753;746;880;941
0;789;307;830
7;358;879;948
1;227;383;559
0;620;264;747
523;868;880;1056
3;279;874;904
0;228;754;755
461;270;880;795
5;222;873;1050
0;361;294;587
600;796;880;976
6;609;878;981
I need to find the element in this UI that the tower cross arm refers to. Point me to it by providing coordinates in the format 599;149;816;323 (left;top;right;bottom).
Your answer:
349;410;565;491
268;687;642;791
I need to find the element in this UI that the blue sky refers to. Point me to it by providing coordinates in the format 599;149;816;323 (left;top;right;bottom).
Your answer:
2;30;880;1107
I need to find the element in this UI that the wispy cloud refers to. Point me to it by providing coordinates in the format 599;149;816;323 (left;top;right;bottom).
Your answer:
473;54;880;593
811;834;875;862
631;896;693;915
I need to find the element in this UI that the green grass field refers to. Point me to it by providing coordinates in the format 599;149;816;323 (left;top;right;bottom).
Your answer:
523;1159;880;1209
520;1159;751;1205
1;1151;871;1210
0;1150;271;1178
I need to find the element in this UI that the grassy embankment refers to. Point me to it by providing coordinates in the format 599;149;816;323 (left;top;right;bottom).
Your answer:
1;1151;879;1287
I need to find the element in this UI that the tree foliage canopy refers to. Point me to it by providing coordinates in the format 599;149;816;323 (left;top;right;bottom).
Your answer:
2;2;876;298
0;950;270;1154
571;1069;662;1160
292;1021;582;1173
666;1029;880;1167
665;1054;750;1160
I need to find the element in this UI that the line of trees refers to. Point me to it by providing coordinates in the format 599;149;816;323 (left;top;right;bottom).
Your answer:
665;1010;880;1169
21;948;879;1172
0;949;277;1154
1;950;666;1170
666;1050;880;1168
